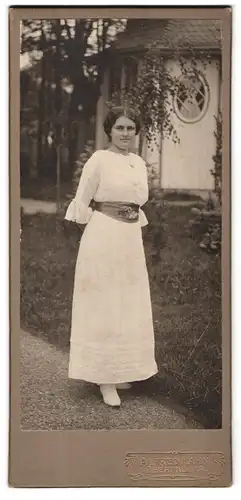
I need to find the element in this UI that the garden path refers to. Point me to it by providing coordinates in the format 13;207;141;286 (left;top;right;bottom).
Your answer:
20;329;203;430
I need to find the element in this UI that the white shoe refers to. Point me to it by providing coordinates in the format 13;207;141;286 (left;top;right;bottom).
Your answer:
100;384;121;407
116;383;132;390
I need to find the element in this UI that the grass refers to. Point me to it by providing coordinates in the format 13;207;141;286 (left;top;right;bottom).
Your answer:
20;203;222;428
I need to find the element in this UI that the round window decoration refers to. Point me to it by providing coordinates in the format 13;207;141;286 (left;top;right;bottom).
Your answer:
173;73;210;124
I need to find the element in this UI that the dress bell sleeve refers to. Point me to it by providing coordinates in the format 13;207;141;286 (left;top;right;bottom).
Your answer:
65;152;101;224
139;208;148;227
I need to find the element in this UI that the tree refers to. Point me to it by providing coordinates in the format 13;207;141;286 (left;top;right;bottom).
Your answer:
106;22;221;202
109;45;216;147
20;19;126;179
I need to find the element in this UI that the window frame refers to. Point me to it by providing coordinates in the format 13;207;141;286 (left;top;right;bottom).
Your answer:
173;71;210;124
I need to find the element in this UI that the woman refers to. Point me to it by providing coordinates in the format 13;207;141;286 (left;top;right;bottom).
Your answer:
65;106;158;407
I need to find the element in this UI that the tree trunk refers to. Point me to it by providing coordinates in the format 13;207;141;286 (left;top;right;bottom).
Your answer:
54;19;62;211
37;30;46;176
76;114;88;156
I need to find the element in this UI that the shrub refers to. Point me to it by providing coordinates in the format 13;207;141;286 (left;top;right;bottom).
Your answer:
188;205;221;254
72;140;95;193
211;111;222;207
61;140;95;217
187;111;222;255
143;199;168;262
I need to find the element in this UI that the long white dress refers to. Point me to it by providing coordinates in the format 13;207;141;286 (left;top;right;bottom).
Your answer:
65;149;158;384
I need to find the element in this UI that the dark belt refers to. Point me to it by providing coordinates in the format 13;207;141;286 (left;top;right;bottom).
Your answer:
93;201;140;223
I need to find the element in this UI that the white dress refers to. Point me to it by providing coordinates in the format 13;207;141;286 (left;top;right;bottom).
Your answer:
65;149;158;384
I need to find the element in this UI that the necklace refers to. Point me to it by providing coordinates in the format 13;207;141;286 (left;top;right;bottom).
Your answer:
107;149;134;168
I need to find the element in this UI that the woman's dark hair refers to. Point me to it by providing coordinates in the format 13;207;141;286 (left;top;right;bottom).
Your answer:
103;106;141;140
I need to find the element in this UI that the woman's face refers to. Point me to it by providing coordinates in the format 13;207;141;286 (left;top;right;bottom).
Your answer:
110;116;136;150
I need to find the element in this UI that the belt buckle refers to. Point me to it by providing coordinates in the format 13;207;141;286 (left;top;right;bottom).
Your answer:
119;205;138;220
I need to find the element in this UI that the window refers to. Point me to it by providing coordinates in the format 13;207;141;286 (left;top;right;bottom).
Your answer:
109;64;122;98
123;58;139;91
173;73;209;123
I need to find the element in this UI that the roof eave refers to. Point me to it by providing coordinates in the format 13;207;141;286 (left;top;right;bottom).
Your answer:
86;45;221;66
108;45;221;58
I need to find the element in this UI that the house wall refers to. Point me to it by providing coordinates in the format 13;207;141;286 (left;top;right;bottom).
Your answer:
160;59;220;191
95;57;220;193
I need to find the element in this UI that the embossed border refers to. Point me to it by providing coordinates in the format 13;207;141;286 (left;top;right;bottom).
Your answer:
124;451;226;483
9;6;232;488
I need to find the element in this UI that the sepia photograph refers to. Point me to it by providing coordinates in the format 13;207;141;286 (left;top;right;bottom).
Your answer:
19;15;223;432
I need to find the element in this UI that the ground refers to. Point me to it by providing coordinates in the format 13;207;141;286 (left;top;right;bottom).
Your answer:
20;199;222;429
20;329;203;430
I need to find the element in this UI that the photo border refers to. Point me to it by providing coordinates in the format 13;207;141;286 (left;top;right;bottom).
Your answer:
9;6;232;488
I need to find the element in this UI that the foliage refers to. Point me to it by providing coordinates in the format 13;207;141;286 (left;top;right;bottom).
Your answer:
188;206;221;254
21;19;126;121
187;111;222;255
61;140;95;214
20;19;221;180
20;19;126;177
21;206;222;427
211;110;222;206
109;55;180;145
72;140;95;192
107;28;216;146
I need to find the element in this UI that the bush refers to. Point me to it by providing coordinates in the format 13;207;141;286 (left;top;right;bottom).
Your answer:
186;111;222;255
62;140;95;214
162;191;204;202
188;206;221;254
73;140;95;192
142;199;168;262
211;111;222;206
